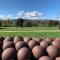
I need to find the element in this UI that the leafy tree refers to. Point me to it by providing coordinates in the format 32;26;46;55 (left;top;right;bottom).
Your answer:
0;20;2;27
15;18;24;27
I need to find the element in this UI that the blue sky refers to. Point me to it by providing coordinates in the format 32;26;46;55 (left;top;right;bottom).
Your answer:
0;0;60;19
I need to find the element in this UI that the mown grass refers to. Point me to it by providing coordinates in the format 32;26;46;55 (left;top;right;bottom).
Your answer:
0;31;60;38
0;27;60;37
0;27;58;31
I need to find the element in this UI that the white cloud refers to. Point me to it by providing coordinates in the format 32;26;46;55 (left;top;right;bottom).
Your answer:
52;15;60;20
0;14;13;20
0;11;44;20
16;11;44;19
4;15;13;20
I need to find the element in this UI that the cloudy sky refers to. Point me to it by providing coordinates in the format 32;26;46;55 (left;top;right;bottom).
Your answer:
0;0;60;20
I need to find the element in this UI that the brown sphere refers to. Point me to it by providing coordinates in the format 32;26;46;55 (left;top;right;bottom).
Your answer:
47;45;59;58
52;40;60;48
17;47;31;60
28;40;38;49
56;57;60;60
3;36;13;44
40;40;51;49
2;48;17;60
14;36;23;44
24;37;32;44
45;38;53;43
3;41;15;50
32;45;43;59
15;41;27;51
39;56;52;60
33;37;43;44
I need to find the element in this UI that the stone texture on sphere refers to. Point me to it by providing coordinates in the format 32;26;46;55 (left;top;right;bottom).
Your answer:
47;45;59;58
24;37;32;44
28;40;38;49
33;37;43;44
52;40;60;48
32;45;43;59
56;57;60;60
14;36;23;44
3;36;13;44
45;38;53;43
17;47;31;60
3;41;15;50
40;40;51;49
2;48;17;60
39;56;52;60
15;41;27;51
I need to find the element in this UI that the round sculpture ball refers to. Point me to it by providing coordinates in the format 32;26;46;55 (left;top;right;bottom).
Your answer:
14;36;23;44
24;37;32;44
28;40;38;49
40;40;51;49
3;36;13;44
56;57;60;60
15;41;27;51
52;40;60;48
32;45;43;59
39;56;52;60
47;45;59;58
2;48;17;60
45;38;53;43
3;41;15;50
33;37;43;44
17;47;31;60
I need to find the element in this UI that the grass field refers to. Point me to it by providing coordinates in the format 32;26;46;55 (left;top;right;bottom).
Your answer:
0;27;60;37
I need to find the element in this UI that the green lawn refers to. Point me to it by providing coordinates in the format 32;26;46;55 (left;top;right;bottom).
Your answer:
0;27;58;31
0;31;60;38
0;27;60;37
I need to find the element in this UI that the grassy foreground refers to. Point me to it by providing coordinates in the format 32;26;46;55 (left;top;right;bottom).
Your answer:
0;27;60;37
0;31;60;37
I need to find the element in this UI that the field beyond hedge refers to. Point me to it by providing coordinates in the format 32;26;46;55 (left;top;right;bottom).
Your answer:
0;27;60;37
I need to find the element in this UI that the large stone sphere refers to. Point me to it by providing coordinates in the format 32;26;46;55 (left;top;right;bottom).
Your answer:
32;45;43;59
24;37;32;44
47;45;59;58
3;41;15;50
17;47;31;60
56;57;60;60
40;40;51;49
52;40;60;48
45;38;53;43
14;36;23;44
15;41;27;51
3;36;13;44
28;40;38;49
33;37;43;44
39;56;52;60
2;48;17;60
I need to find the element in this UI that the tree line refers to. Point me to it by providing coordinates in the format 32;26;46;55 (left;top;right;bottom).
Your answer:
0;18;60;27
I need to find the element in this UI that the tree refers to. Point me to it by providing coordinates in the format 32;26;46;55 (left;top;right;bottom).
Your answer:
15;18;24;27
0;20;2;27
